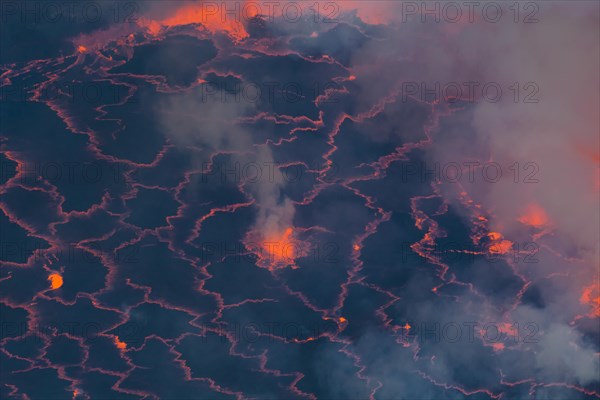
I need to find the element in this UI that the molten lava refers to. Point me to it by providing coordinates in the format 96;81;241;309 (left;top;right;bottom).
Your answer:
486;232;513;255
580;283;600;318
138;3;250;41
262;227;295;262
245;226;308;270
518;203;549;227
48;273;63;290
488;232;502;241
114;336;127;350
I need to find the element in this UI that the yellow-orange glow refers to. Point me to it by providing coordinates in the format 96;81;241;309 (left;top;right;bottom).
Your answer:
338;317;347;323
77;45;87;54
141;20;162;36
486;232;513;255
518;203;549;227
48;273;63;290
580;283;600;318
293;337;316;343
403;323;411;330
247;226;308;270
262;227;296;263
136;1;404;41
352;244;360;251
114;336;127;350
488;232;502;241
489;240;513;255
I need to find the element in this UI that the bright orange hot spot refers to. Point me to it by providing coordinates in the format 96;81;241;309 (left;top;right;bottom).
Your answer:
487;232;513;255
489;240;513;255
293;337;316;343
48;273;63;290
488;232;502;241
114;336;127;350
338;317;347;323
352;244;360;251
403;323;411;330
580;283;600;318
518;203;549;227
262;227;295;262
77;45;87;54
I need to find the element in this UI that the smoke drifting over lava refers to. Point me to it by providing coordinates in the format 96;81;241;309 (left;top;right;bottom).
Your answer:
0;1;598;399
